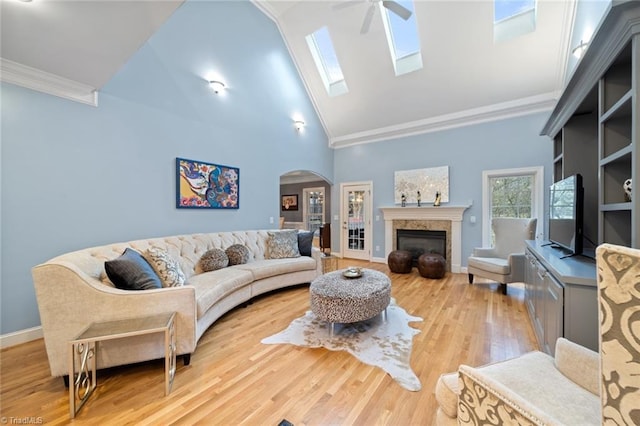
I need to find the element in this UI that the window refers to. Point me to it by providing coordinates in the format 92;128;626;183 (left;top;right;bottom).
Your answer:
494;0;536;43
482;167;544;246
490;175;533;218
381;0;422;76
305;27;348;96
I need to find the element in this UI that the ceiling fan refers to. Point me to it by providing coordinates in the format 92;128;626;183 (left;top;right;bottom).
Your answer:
333;0;412;35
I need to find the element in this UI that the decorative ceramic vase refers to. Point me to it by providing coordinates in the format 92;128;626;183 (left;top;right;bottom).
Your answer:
624;178;632;201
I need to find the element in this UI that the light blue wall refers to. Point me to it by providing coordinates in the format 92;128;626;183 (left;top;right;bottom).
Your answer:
332;113;553;263
0;1;332;334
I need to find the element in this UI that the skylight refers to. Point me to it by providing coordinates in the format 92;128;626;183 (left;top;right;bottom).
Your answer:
381;0;422;76
494;0;536;42
305;26;348;97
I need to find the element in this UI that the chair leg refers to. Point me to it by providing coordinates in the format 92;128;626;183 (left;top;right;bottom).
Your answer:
500;283;507;295
468;273;474;284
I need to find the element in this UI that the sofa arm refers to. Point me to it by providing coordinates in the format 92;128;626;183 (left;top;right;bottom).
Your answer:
311;247;323;276
554;337;599;395
33;261;197;377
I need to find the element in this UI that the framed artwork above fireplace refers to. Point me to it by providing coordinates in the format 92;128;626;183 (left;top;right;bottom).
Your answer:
394;166;449;205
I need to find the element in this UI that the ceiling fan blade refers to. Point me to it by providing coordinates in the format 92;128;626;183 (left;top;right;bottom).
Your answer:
332;0;363;11
360;4;375;34
382;0;412;20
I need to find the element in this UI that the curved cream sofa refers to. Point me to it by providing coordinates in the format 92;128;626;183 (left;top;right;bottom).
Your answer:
32;230;322;378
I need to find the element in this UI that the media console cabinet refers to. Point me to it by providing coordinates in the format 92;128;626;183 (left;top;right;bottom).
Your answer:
524;241;598;356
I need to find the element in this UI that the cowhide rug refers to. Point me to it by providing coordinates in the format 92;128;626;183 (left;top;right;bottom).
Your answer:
261;299;423;391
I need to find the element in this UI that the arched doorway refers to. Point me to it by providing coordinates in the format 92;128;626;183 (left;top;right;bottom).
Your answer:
279;170;332;249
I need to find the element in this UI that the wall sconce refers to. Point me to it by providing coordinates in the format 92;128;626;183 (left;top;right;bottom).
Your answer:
209;80;226;94
572;40;588;59
294;120;305;131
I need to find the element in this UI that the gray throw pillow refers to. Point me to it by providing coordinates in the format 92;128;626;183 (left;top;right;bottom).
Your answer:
226;244;250;265
199;248;229;272
267;230;301;259
297;231;314;257
105;248;163;291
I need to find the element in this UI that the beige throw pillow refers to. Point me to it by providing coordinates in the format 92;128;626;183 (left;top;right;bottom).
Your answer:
143;246;186;288
267;230;300;259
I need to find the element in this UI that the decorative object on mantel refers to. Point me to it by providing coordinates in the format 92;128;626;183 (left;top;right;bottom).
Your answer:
417;191;421;207
434;191;442;206
394;166;449;205
624;178;632;202
401;193;406;207
176;157;239;209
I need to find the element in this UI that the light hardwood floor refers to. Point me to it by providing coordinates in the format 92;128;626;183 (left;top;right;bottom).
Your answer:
1;259;538;425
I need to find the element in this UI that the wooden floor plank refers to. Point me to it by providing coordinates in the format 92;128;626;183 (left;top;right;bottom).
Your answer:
0;259;538;425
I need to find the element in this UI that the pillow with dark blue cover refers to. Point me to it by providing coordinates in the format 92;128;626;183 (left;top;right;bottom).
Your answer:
105;248;163;290
297;231;314;257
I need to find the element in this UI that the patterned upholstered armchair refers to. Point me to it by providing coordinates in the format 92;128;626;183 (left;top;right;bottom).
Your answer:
435;243;640;425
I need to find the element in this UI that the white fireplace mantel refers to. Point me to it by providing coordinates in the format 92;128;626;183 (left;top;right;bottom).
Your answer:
379;205;471;273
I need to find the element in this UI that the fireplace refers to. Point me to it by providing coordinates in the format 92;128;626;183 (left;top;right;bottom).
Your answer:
380;205;471;273
397;229;446;266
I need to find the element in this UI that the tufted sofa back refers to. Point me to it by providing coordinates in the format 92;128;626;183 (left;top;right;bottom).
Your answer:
46;230;276;284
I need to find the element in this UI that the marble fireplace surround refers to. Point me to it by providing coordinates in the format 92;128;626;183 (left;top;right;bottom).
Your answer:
380;206;470;273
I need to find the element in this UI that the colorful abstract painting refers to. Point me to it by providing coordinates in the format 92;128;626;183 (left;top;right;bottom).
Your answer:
176;158;239;209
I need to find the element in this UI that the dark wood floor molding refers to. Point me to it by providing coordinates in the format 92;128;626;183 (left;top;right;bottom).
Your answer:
0;259;537;425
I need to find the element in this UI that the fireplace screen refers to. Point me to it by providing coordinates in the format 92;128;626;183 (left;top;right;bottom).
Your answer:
397;229;446;264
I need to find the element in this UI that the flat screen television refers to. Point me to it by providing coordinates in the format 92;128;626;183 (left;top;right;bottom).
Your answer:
548;174;583;256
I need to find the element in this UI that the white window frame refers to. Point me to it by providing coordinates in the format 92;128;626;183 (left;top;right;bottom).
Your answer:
380;1;423;76
482;166;544;246
493;1;537;43
305;27;348;97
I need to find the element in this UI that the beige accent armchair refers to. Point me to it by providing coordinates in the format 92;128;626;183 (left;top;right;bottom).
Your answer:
435;243;640;425
467;217;537;295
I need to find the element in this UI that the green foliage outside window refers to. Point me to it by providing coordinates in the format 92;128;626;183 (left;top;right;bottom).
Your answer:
490;175;533;219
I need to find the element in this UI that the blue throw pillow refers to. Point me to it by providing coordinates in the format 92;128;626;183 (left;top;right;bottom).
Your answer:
297;231;314;257
105;248;163;290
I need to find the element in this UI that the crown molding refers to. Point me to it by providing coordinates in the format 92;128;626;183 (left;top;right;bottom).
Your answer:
330;92;558;149
0;58;98;106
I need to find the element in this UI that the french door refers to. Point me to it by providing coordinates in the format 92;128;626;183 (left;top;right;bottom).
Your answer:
303;187;325;235
341;182;372;260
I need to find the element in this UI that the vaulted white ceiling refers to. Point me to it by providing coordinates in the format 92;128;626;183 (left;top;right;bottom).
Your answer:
257;0;575;147
1;0;576;148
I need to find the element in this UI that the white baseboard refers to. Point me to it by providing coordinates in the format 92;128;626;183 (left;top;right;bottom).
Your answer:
0;326;43;349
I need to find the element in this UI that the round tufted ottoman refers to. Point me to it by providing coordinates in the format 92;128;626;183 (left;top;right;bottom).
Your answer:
417;253;446;279
310;269;391;335
387;250;413;274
